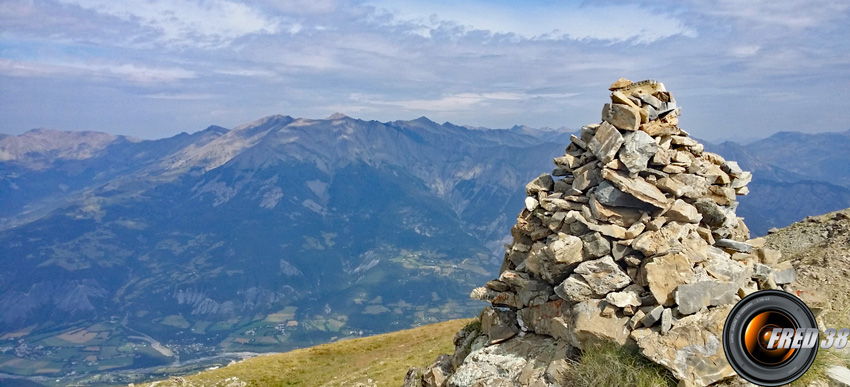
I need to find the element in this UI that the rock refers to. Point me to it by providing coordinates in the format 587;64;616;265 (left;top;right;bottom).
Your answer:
674;280;740;315
470;287;521;309
605;288;642;308
602;103;641;131
571;299;631;348
485;280;509;292
660;308;672;334
588;195;644;227
573;256;632;296
695;203;730;231
707;186;736;205
618;130;659;173
641;305;664;327
570;134;587;149
715;239;753;253
499;270;530;289
526;174;554;195
721;161;744;177
661;164;686;174
670;174;709;199
601;169;669;209
655;176;687;197
480;306;520;344
611;242;634;260
628;310;646;330
572;161;602;192
517;279;554;307
701;164;730;185
586;121;625;164
644;252;696;306
447;334;567;387
632;221;694;257
641;121;680;137
403;366;425;387
730;171;752;189
580;218;628;239
665;199;702;224
594;181;653;209
451;321;483;368
634;305;736;386
549;233;584;266
609;78;632;90
580;232;611;259
524;197;539;211
771;261;797;284
554;154;580;169
701;254;749;283
554;275;595;302
544;358;571;386
424;354;453;387
526;243;572;285
827;365;850;387
755;248;779;265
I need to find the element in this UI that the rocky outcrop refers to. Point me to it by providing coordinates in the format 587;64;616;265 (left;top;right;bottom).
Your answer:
405;79;800;387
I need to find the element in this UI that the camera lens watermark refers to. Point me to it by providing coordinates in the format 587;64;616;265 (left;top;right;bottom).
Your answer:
722;290;847;386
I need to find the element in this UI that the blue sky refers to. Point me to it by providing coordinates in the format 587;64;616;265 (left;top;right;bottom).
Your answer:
1;0;849;141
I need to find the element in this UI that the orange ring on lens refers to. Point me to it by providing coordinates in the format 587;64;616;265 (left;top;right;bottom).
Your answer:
743;311;796;365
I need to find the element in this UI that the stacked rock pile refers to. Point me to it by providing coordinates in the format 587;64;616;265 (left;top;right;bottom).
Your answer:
407;79;798;387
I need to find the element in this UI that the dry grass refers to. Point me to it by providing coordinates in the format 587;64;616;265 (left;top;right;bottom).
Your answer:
567;342;677;387
139;318;471;387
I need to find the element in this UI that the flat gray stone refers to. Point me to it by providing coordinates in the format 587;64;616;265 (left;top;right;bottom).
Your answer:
641;305;664;327
594;181;653;209
715;239;753;253
580;232;611;259
618;130;658;173
675;280;740;315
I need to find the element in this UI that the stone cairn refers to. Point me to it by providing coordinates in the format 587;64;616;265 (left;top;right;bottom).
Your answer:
406;79;798;387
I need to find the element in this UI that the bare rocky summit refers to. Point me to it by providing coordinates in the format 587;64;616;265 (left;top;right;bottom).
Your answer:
405;79;803;387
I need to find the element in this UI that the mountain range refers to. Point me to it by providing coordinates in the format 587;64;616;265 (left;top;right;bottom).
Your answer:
1;114;849;384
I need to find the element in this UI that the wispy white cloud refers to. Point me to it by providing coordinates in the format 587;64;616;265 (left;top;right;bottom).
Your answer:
695;0;850;29
351;91;580;111
0;58;196;83
144;92;220;100
368;0;696;44
56;0;281;48
256;0;337;15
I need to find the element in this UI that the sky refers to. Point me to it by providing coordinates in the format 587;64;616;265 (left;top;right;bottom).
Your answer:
1;0;849;142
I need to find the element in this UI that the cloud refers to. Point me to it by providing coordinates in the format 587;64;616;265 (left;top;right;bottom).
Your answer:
257;0;336;15
729;45;761;58
351;91;580;112
144;92;220;100
56;0;281;48
0;58;196;83
368;1;696;44
695;0;850;29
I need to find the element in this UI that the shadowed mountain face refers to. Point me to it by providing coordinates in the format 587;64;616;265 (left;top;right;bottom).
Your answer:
0;116;848;383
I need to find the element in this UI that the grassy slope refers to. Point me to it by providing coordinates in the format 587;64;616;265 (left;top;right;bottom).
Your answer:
139;318;471;387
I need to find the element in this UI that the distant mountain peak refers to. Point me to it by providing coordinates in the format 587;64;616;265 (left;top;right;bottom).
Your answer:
326;112;349;120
